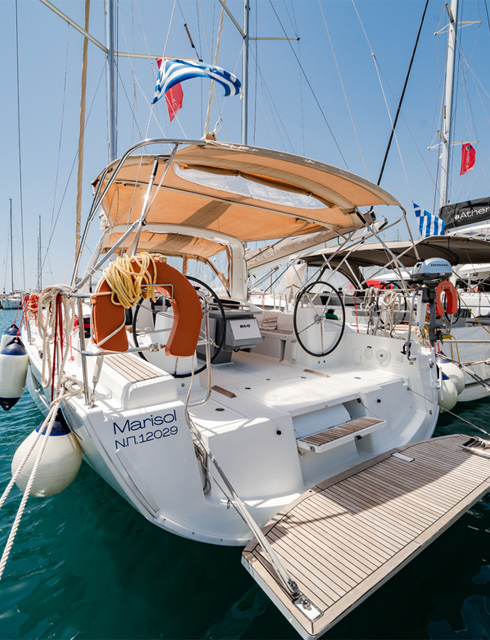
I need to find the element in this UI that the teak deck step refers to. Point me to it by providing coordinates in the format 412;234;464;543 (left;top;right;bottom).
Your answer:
297;417;386;453
242;435;490;640
105;352;162;383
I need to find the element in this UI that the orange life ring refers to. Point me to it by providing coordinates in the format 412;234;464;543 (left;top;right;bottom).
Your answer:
435;280;458;317
91;258;203;357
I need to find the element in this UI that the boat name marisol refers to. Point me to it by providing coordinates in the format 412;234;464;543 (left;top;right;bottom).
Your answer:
113;411;179;448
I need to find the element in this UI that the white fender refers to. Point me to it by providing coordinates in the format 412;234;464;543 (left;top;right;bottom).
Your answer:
11;414;82;496
438;375;458;411
0;323;19;351
437;360;465;395
0;337;29;411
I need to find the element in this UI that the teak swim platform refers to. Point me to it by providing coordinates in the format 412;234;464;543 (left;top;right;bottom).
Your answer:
242;434;490;639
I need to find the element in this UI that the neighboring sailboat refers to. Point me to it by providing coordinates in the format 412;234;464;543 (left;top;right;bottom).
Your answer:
1;199;21;311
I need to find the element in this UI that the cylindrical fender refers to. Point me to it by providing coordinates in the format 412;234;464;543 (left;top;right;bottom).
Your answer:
91;257;203;357
435;280;458;317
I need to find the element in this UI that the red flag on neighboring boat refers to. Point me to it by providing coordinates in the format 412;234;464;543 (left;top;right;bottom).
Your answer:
165;82;183;121
460;143;476;175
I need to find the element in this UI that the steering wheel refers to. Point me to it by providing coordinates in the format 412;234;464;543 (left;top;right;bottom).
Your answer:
132;276;226;378
293;280;346;357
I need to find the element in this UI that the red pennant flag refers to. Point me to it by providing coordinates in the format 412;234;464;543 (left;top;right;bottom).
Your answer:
165;82;183;121
460;143;476;175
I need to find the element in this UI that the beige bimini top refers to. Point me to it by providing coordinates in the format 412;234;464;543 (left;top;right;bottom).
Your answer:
92;140;401;259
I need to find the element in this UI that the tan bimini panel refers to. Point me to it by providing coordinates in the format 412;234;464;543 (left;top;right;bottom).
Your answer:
102;231;226;259
93;141;401;252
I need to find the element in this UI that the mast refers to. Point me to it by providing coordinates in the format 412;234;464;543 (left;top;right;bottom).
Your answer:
106;0;116;162
9;199;14;294
37;215;42;292
439;0;459;210
242;0;250;145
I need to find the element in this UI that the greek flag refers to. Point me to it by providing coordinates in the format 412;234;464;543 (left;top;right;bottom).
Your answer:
414;203;446;238
152;58;241;105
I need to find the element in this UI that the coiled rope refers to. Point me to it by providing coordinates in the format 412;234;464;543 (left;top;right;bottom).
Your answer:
0;375;82;581
96;253;164;308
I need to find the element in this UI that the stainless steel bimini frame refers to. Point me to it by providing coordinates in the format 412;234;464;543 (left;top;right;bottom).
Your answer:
71;138;205;288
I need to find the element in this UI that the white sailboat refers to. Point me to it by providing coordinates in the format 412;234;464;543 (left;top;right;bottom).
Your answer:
5;3;490;639
1;199;21;311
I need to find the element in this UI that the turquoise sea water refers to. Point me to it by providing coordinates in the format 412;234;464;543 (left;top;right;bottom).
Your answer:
0;308;489;640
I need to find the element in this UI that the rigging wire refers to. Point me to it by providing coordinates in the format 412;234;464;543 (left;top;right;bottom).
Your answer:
318;0;369;179
14;0;26;291
268;0;349;169
49;24;70;243
42;63;107;274
290;3;305;156
204;4;225;136
248;46;295;152
351;0;414;201
374;0;429;187
177;0;202;60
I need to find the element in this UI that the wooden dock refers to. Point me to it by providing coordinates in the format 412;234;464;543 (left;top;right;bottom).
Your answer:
242;434;490;640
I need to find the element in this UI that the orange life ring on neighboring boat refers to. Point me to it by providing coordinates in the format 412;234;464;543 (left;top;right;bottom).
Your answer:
91;257;203;357
435;280;458;317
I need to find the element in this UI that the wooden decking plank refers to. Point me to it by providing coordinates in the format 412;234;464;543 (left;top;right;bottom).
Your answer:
294;498;401;559
410;448;490;476
301;418;383;446
281;504;382;573
337;471;439;522
105;352;162;382
394;457;485;492
280;505;384;573
266;545;337;608
414;479;490;547
366;464;459;509
366;467;470;512
251;543;336;608
310;491;413;548
295;499;401;561
342;471;447;523
242;435;490;640
268;530;351;600
243;548;315;638
368;451;479;494
274;519;367;583
325;484;424;538
305;496;408;557
306;491;409;552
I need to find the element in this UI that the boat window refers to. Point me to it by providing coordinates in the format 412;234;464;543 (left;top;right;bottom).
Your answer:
174;164;327;210
167;254;229;298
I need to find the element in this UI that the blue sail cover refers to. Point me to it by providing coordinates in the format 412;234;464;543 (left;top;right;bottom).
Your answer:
152;58;241;105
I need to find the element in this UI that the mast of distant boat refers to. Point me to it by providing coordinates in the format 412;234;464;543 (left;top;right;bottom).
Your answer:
438;0;459;211
37;215;42;292
9;199;14;295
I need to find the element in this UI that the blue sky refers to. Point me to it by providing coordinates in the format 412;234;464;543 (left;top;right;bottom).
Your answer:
1;0;490;290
